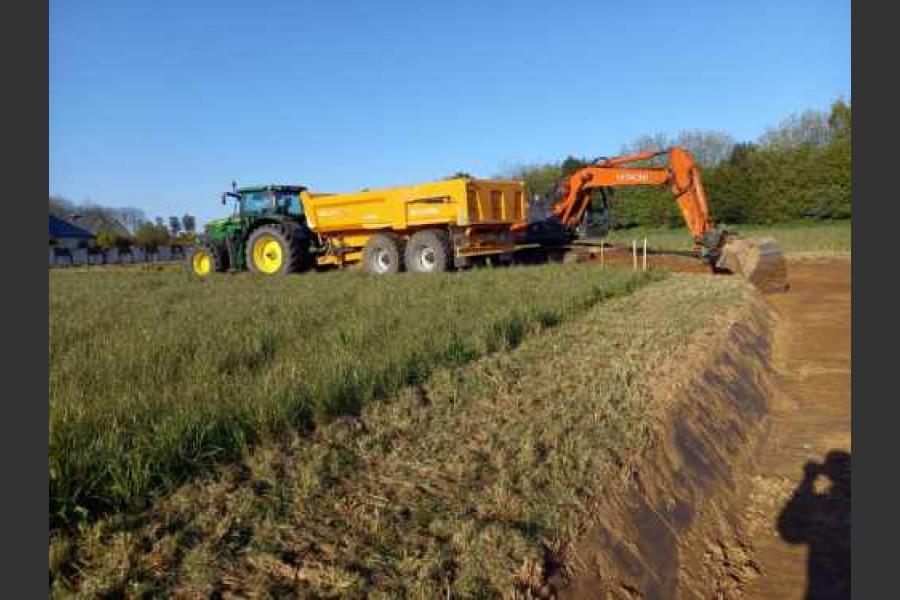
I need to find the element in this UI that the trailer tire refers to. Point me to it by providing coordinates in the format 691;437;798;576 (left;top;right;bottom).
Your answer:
247;225;305;275
362;233;404;274
405;229;452;274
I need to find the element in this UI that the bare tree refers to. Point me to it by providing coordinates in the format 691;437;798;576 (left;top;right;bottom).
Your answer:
48;197;149;235
759;109;833;149
49;195;75;218
673;130;736;167
619;133;671;166
181;214;196;233
444;171;474;180
116;207;148;234
619;132;671;154
619;130;734;168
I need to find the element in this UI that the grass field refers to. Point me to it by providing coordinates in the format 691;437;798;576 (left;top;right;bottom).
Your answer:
51;273;758;597
50;264;662;528
604;219;851;255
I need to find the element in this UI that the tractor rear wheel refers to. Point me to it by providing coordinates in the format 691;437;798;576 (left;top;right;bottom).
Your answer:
186;244;226;277
247;225;305;275
405;229;452;273
362;233;404;274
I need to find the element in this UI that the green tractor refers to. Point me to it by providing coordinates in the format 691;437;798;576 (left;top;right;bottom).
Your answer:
186;184;316;277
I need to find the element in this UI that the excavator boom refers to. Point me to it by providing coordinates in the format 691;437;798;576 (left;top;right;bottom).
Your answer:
545;147;714;244
517;146;787;292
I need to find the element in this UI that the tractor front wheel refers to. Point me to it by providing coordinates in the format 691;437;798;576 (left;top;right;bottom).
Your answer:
186;244;226;277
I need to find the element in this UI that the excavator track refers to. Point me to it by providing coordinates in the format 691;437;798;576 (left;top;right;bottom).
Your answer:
716;236;789;293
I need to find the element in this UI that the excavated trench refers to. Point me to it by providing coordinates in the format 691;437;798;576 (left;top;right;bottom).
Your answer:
556;257;850;599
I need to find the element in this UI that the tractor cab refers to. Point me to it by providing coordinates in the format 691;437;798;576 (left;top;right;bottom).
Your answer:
223;185;307;219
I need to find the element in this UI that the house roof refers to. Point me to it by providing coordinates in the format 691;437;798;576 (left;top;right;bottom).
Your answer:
49;215;94;239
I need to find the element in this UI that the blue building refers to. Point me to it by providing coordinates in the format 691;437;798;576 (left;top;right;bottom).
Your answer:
49;215;94;250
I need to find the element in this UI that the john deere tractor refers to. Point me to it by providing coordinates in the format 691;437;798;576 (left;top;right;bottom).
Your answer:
186;185;316;277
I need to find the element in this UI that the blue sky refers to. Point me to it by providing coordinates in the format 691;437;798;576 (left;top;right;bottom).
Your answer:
50;0;850;226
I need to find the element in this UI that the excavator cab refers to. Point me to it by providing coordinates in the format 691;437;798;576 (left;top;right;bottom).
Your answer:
576;188;612;239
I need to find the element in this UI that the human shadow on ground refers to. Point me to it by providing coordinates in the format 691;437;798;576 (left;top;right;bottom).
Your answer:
777;449;851;599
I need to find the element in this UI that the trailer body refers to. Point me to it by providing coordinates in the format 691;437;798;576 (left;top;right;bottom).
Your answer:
301;177;526;268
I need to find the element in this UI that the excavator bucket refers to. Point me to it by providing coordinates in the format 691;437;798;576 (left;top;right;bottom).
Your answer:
716;236;788;293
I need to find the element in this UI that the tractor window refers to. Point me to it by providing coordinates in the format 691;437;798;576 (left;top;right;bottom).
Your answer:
241;191;273;215
276;192;303;217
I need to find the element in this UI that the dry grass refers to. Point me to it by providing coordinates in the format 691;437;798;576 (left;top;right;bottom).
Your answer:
51;273;758;598
50;264;660;529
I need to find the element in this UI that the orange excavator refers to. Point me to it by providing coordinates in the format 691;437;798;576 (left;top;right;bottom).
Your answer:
513;146;788;292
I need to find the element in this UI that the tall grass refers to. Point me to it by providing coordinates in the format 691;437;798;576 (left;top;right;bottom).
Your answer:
50;264;662;527
51;274;758;598
604;219;851;254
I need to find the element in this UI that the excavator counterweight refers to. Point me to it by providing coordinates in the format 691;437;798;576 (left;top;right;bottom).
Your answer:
515;147;788;292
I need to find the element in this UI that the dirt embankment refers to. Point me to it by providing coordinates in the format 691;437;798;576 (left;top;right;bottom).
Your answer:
560;291;776;598
560;257;851;599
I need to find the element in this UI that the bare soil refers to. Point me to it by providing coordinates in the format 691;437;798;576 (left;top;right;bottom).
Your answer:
565;243;714;274
678;257;851;599
739;257;851;599
559;256;851;598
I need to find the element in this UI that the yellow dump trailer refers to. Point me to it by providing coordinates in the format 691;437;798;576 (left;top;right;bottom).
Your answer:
300;178;526;273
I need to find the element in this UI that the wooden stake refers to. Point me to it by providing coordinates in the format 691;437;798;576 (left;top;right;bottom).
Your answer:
600;241;605;266
632;240;637;270
642;237;648;271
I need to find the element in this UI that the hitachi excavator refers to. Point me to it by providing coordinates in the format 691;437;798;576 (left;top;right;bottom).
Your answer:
513;146;788;292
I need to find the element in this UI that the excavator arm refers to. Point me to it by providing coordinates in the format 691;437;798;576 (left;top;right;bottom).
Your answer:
541;146;718;249
516;146;787;292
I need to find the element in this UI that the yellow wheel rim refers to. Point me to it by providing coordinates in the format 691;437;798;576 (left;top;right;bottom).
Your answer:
252;235;284;274
192;251;212;276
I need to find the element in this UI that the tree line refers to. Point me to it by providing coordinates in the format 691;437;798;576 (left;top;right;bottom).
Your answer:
501;100;851;228
53;99;850;253
48;196;199;254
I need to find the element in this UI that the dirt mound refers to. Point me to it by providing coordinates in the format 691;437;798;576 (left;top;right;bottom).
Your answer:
559;293;777;599
718;237;789;294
